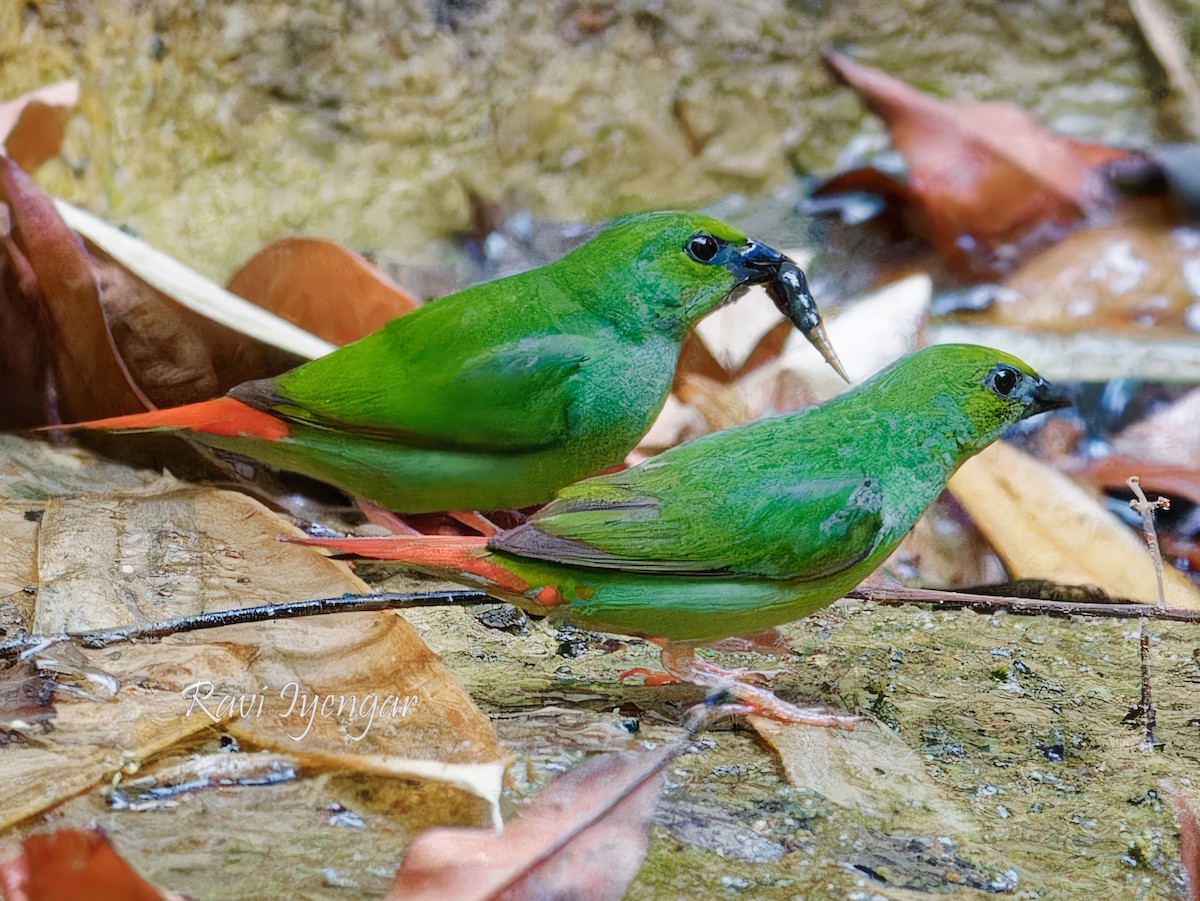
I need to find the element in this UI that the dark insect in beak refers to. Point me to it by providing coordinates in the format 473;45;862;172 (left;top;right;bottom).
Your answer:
766;262;849;383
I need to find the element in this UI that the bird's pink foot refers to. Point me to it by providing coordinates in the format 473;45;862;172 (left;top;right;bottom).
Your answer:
686;661;861;729
658;643;859;729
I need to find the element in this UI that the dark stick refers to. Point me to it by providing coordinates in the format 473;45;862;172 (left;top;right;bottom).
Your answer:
847;585;1200;623
0;589;491;660
6;581;1198;663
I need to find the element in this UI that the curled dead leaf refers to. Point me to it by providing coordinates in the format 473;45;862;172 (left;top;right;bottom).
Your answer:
820;52;1128;275
0;436;504;829
0;159;299;426
388;741;685;901
228;237;420;346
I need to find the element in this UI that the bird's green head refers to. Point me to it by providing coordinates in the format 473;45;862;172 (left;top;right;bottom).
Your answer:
567;211;789;337
864;344;1070;459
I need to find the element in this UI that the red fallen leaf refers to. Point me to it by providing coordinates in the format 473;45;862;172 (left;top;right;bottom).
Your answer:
0;206;55;427
1078;457;1200;506
820;52;1129;275
1077;388;1200;504
0;81;79;173
228;237;419;346
0;155;149;422
1177;796;1200;901
388;740;687;901
0;157;298;427
0;827;183;901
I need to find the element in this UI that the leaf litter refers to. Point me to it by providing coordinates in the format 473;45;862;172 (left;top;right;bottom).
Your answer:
0;60;1199;898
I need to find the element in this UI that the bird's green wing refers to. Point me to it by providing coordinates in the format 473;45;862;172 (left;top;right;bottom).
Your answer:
236;287;591;451
492;445;885;580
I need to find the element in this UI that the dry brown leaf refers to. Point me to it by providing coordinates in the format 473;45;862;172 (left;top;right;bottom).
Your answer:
1079;457;1200;507
0;437;504;829
1172;788;1200;901
388;741;683;901
821;52;1127;274
0;160;298;426
0;155;149;422
228;237;420;346
0;827;185;901
0;81;79;173
962;220;1200;335
947;442;1200;609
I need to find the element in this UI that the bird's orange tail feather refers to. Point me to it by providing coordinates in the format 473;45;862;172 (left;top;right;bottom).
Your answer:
50;396;290;441
285;534;534;596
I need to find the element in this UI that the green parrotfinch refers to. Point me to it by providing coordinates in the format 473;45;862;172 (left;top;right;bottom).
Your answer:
294;344;1069;644
64;212;844;513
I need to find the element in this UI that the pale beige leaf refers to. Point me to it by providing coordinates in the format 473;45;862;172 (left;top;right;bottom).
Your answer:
53;200;335;361
948;442;1200;609
0;437;505;831
750;718;972;836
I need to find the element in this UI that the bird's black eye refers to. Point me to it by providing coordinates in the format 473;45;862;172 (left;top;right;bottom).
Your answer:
988;365;1021;398
685;233;720;263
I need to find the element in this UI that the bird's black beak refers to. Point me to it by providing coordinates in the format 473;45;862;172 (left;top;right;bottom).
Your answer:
765;261;850;383
728;240;786;285
1028;376;1072;415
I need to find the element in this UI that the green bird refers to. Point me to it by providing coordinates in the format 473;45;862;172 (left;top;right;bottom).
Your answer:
65;212;844;516
291;344;1069;722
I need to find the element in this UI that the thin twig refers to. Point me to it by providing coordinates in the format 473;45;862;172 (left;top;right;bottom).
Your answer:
0;589;491;660
846;585;1200;622
1127;476;1170;751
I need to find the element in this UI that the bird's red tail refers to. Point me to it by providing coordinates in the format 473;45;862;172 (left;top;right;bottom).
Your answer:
50;396;290;441
285;534;537;596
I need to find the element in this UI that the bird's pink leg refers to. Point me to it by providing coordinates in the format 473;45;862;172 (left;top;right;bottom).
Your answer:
355;498;421;535
447;510;502;536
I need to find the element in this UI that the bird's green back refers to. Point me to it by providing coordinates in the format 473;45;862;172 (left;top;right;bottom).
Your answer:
261;212;755;451
495;344;1053;586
